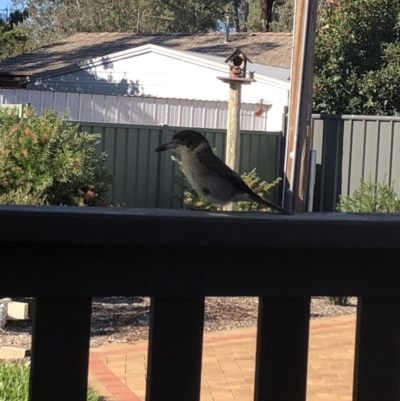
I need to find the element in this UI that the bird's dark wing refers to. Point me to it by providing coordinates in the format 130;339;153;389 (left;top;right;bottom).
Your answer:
196;151;253;195
196;150;293;215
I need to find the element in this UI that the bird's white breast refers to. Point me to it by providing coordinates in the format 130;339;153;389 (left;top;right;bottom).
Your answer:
179;147;203;193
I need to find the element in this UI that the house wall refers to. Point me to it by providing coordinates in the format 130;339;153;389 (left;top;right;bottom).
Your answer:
0;88;286;131
24;51;289;131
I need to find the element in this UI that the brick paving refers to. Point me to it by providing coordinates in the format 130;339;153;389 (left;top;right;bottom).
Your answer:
89;315;356;401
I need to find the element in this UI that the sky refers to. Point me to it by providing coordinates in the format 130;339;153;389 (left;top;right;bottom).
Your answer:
0;0;11;11
0;0;9;7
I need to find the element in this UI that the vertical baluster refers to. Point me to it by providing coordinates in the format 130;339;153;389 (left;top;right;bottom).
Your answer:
29;297;92;401
145;297;205;401
353;297;400;401
254;297;311;401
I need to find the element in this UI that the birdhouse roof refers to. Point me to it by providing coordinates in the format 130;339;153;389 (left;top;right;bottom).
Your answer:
224;48;253;64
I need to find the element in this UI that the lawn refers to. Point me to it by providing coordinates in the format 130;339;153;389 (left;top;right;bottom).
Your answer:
0;361;100;401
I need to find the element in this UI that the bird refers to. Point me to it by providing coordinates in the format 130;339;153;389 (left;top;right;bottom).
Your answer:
155;130;292;215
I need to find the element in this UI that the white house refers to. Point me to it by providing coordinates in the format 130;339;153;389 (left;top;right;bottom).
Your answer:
0;32;292;131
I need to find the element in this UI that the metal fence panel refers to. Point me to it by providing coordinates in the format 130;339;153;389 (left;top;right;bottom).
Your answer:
78;122;282;209
311;114;400;211
0;88;270;131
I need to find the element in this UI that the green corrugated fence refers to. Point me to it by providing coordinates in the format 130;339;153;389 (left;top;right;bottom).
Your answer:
311;114;400;211
77;122;283;209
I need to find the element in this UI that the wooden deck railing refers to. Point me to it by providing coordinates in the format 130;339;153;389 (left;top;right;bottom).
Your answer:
2;206;400;401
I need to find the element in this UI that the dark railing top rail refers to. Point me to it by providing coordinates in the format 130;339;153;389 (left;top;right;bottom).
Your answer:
1;205;400;249
2;205;400;298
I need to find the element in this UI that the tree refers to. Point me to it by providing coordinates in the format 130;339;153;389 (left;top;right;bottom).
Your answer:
269;0;294;32
14;0;231;44
227;0;293;32
313;0;400;115
0;8;33;60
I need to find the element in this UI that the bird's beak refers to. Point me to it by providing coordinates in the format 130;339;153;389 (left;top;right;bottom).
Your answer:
155;141;179;152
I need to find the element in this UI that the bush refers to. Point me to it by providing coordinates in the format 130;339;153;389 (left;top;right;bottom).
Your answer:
171;152;282;212
0;360;100;401
337;176;400;213
328;296;350;306
0;107;112;206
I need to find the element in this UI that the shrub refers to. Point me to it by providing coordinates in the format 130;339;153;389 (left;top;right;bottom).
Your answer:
0;107;112;206
328;296;350;306
171;152;282;212
0;360;100;401
337;176;400;213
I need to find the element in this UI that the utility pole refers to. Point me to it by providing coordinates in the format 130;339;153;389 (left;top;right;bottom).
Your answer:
283;0;319;212
218;48;255;211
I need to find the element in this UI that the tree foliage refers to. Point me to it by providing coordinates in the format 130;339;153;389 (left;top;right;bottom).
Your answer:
229;0;293;32
8;0;293;44
269;0;294;32
314;0;400;115
0;9;33;60
0;107;112;206
13;0;232;42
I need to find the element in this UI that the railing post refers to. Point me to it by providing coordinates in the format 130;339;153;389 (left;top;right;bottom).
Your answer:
146;297;205;401
29;297;92;401
353;297;400;401
254;297;311;401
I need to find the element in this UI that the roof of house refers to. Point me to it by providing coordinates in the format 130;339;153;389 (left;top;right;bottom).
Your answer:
0;31;293;77
189;51;290;82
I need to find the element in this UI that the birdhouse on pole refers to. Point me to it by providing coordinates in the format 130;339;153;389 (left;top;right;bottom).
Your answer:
217;48;255;84
226;48;252;79
216;48;255;212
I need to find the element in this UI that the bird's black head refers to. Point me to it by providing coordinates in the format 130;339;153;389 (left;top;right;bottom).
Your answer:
155;130;212;152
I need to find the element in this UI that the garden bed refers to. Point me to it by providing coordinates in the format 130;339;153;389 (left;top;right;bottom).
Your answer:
0;296;357;349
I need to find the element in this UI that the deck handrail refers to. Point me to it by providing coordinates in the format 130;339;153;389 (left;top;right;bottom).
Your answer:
1;205;400;401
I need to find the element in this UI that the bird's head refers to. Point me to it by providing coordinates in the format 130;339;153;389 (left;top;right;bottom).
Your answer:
155;130;212;153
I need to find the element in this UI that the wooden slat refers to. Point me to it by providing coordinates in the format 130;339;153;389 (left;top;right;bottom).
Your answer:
145;297;205;401
254;297;311;401
353;297;400;401
29;297;92;401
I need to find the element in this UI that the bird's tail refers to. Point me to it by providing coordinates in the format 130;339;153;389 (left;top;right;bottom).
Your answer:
250;193;293;215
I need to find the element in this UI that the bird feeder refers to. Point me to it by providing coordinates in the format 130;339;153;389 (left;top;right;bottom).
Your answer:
215;47;256;212
217;48;255;85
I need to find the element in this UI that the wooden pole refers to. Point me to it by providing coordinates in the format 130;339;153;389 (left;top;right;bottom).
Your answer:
226;83;241;172
224;82;242;211
283;0;318;212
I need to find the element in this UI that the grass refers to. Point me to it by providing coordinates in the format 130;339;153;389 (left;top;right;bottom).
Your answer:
0;361;100;401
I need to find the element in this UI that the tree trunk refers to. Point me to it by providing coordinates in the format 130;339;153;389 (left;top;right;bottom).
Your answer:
233;0;240;32
261;0;275;31
242;0;249;31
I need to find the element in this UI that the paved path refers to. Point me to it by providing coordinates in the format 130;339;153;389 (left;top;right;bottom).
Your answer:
89;315;356;401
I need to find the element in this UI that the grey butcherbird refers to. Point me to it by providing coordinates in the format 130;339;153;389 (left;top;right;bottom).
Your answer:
155;130;292;215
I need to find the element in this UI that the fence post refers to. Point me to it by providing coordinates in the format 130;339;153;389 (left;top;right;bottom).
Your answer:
155;125;167;208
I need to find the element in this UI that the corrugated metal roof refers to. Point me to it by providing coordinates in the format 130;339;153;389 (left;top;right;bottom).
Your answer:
0;32;293;77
